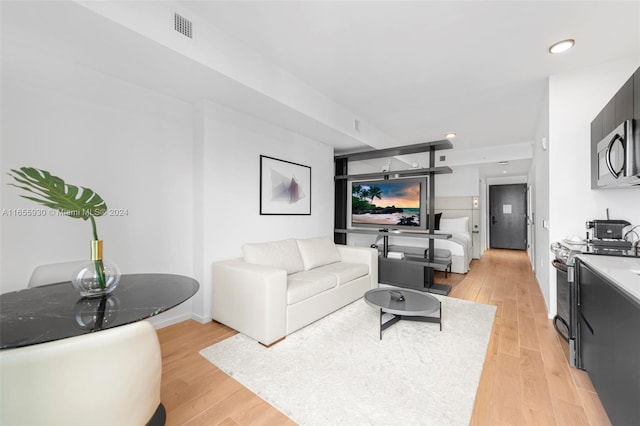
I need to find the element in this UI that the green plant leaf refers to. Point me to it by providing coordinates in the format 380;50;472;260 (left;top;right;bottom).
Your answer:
7;167;107;220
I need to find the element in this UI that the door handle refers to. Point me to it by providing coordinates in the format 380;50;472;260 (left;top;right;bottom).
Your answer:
605;133;622;178
491;216;497;225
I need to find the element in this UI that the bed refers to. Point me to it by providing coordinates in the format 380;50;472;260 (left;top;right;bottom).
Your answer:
434;217;473;274
384;216;473;274
347;196;480;274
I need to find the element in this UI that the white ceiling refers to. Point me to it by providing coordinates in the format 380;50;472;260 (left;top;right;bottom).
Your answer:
182;0;640;151
2;0;639;179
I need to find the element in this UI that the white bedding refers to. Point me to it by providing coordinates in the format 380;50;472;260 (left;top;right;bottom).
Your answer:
435;231;472;273
385;232;468;256
349;214;475;273
434;231;471;257
384;230;472;273
386;231;470;256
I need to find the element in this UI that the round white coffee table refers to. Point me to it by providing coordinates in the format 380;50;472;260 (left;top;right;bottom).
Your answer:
364;288;442;339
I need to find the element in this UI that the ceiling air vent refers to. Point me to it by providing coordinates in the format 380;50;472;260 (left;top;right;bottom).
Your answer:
174;13;193;39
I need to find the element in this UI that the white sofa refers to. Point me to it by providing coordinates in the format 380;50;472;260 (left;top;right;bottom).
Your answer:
212;237;378;346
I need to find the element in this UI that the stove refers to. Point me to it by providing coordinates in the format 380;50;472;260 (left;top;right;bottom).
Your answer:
550;240;586;264
550;240;584;368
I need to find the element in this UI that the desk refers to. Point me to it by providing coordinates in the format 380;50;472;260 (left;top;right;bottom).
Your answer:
0;273;199;349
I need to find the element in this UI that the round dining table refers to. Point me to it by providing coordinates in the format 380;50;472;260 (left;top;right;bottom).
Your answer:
0;273;199;349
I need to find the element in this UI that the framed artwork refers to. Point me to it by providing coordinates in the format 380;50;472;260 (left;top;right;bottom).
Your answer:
260;155;311;215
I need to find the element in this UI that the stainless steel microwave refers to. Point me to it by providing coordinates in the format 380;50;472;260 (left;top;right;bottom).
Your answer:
596;119;640;188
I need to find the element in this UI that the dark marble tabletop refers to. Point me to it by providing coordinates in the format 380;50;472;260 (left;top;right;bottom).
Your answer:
0;273;199;349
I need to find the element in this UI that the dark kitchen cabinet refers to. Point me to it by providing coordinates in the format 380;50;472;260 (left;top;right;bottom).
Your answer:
577;259;640;426
602;98;616;136
590;111;603;189
634;67;640;140
591;111;604;145
590;67;639;189
636;67;640;118
615;76;634;125
578;262;614;413
600;76;633;136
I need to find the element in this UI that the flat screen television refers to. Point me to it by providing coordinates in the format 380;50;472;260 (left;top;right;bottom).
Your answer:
350;177;427;230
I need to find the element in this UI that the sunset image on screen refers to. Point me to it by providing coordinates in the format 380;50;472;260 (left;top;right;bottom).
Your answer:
351;180;421;226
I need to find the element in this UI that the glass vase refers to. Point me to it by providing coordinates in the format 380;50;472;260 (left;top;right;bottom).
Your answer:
71;240;121;298
74;295;119;330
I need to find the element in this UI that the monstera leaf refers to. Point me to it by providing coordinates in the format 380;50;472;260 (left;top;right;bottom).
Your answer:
7;167;107;239
8;167;110;288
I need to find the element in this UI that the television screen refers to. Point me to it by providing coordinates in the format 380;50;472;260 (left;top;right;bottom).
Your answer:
350;177;427;230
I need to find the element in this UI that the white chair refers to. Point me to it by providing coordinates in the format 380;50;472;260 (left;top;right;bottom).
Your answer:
0;320;163;425
28;260;86;288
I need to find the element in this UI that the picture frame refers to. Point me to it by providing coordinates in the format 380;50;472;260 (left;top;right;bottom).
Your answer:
260;155;311;215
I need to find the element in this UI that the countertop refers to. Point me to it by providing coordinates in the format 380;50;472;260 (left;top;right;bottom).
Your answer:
576;254;640;304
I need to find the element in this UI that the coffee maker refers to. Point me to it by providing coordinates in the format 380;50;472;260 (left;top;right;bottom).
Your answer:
585;219;632;252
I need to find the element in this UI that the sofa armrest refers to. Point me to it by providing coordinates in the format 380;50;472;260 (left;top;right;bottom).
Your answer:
212;258;287;345
337;246;378;287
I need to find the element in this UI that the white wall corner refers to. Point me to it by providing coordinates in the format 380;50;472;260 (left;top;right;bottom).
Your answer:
190;100;208;322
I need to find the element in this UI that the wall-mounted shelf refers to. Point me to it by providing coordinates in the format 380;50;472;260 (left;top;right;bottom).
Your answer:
335;228;452;240
335;166;452;181
335;140;453;161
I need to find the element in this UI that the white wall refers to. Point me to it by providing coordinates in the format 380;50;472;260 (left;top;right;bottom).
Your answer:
437;165;480;197
191;100;335;322
485;176;528;185
547;56;640;316
549;56;640;236
437;142;533;167
532;86;550;311
1;47;196;326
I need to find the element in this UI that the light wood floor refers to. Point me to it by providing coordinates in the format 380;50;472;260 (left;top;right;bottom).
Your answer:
157;249;611;425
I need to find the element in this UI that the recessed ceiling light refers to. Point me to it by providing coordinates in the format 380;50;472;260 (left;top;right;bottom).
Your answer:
503;170;507;174
549;39;575;54
445;132;456;139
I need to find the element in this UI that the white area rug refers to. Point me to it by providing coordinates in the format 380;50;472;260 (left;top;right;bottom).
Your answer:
200;295;496;426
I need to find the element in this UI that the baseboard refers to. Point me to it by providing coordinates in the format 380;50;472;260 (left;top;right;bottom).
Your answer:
148;312;193;329
190;312;208;324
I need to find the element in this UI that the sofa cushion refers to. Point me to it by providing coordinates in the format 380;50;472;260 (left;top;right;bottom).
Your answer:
242;239;304;275
296;237;342;271
434;212;442;230
286;270;337;305
312;262;369;286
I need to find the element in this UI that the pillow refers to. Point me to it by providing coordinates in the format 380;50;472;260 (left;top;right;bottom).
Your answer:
434;212;442;230
296;237;341;270
242;239;304;275
439;217;469;233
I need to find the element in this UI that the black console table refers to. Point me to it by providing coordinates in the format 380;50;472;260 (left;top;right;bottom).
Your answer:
0;273;199;349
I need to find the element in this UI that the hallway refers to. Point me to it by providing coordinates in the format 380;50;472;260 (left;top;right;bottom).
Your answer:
453;249;610;425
